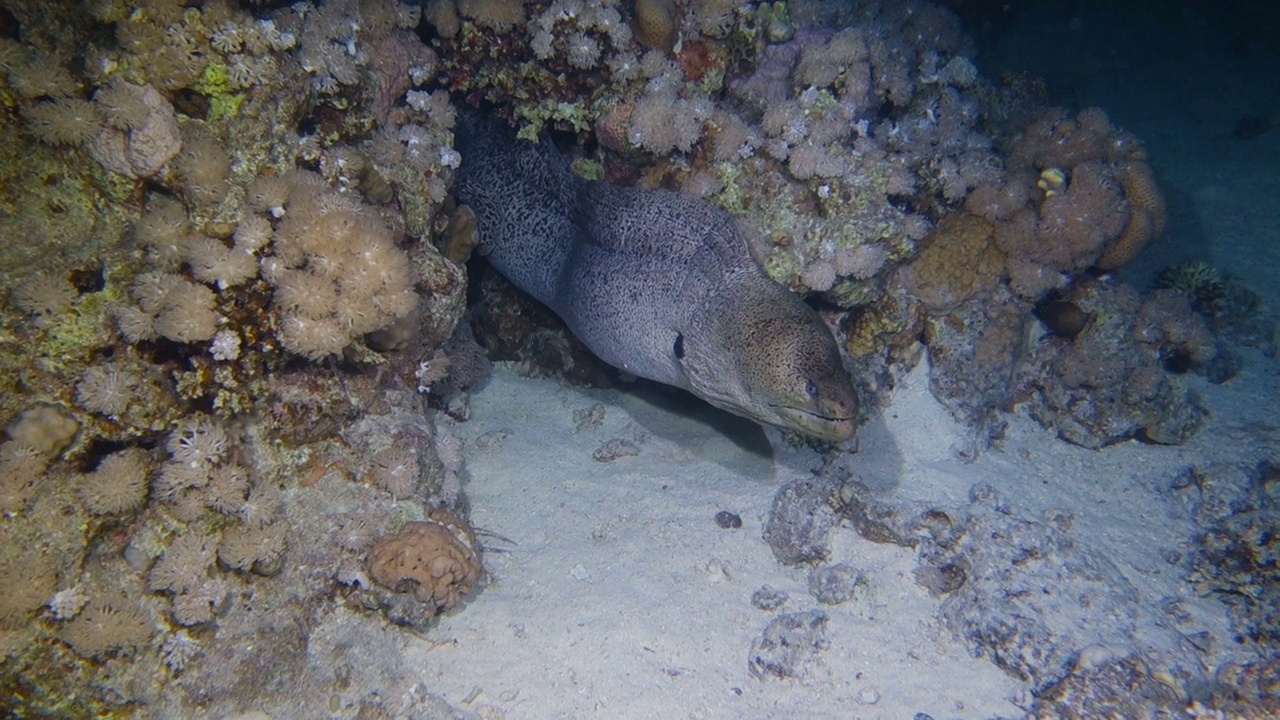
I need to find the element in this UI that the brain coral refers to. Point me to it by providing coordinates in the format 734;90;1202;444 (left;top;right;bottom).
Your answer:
367;508;482;613
1095;160;1167;270
633;0;678;51
900;213;1004;313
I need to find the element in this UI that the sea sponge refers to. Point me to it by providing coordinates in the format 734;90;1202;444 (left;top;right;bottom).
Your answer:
633;0;678;51
1095;160;1167;271
368;508;482;613
88;81;182;179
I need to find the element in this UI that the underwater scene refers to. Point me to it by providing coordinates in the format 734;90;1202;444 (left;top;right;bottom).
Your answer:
0;0;1276;717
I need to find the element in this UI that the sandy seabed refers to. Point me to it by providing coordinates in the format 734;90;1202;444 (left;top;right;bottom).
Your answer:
398;337;1277;719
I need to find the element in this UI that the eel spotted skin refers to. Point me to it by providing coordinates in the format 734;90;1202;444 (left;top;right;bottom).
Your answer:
454;112;857;441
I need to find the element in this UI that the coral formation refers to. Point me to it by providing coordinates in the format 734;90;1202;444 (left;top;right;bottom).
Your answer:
1018;278;1212;448
60;588;153;659
0;0;1238;713
367;508;483;614
0;1;476;713
77;448;150;515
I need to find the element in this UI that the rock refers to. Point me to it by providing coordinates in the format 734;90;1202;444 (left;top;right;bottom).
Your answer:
807;563;865;605
763;476;839;565
748;610;829;680
750;585;789;611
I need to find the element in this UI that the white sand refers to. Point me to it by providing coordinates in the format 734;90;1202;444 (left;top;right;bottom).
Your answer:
396;350;1277;718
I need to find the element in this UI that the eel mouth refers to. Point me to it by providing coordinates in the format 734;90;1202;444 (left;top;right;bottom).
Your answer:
775;405;855;442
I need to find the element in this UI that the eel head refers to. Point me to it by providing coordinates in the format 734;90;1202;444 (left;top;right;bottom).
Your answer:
681;289;858;442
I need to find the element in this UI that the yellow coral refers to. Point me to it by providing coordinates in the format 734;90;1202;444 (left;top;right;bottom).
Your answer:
1037;167;1067;197
900;213;1004;313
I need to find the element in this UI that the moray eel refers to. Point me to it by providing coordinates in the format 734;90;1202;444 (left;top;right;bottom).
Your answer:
454;114;857;441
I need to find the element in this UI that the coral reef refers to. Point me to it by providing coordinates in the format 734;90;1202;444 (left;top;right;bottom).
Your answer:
0;0;1233;713
1018;278;1211;448
0;1;482;715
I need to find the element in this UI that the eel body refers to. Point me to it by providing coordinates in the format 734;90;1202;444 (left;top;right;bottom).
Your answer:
454;114;857;441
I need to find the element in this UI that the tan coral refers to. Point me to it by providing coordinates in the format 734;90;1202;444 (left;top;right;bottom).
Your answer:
900;213;1005;313
1096;160;1166;270
633;0;678;51
6;403;79;460
367;508;482;612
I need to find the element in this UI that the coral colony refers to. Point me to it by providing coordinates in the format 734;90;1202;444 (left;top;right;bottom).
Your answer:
0;0;1272;716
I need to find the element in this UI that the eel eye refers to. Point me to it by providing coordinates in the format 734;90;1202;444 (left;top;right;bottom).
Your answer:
673;333;685;360
804;379;818;398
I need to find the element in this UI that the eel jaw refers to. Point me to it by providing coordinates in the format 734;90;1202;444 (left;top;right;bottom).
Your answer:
773;405;855;442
